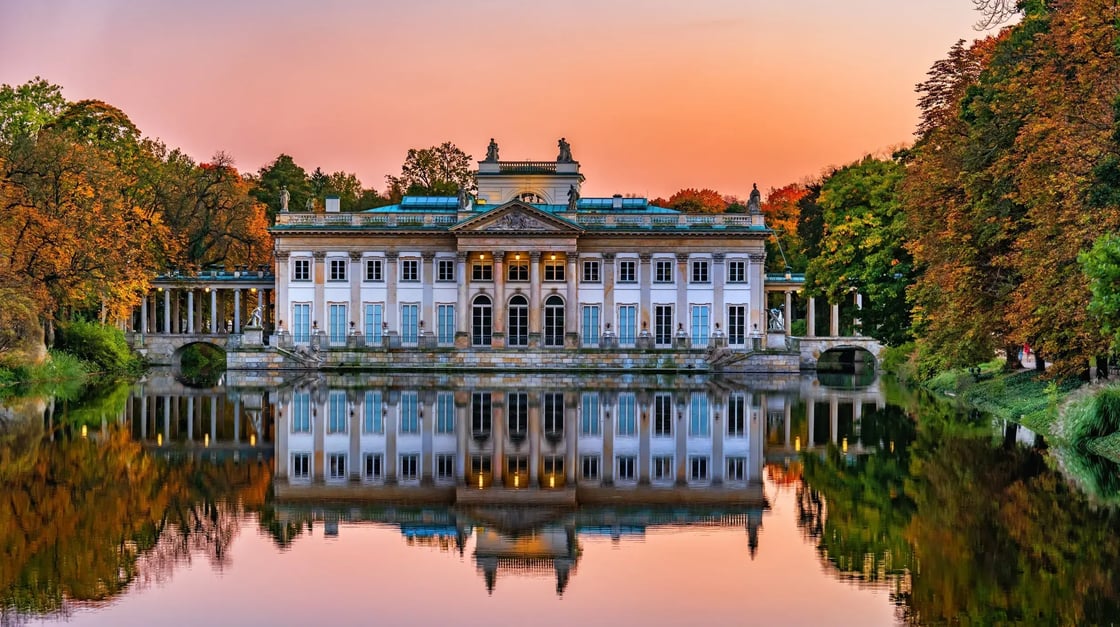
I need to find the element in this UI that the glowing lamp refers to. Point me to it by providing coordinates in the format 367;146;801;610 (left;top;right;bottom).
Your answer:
794;436;801;452
479;475;484;489
204;433;210;447
514;474;520;488
550;254;557;261
549;475;556;488
842;437;848;454
250;434;256;446
81;424;88;438
157;433;163;447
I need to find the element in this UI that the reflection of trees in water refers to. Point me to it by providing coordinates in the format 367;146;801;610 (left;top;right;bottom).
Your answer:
0;425;271;621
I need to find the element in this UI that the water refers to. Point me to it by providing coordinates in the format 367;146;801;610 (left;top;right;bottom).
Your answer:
2;370;1119;626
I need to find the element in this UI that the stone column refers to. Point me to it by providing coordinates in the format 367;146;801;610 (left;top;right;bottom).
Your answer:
421;252;435;336
233;289;241;333
638;253;652;332
784;290;793;333
455;252;469;346
712;253;725;341
807;400;816;447
807;296;816;337
492;398;505;485
385;399;397;483
313;251;326;334
186;397;194;442
565;253;578;347
350;252;362;331
275;251;290;331
830;397;839;444
172;290;180;333
675;397;688;484
140;295;148;334
384;252;398;333
349;392;362;481
638;396;651;484
456;402;469;481
565;392;577;483
602;394;615;485
421;394;433;483
149;293;157;334
602;253;616;337
711;393;724;483
529;252;542;343
830;303;840;337
163;395;171;444
493;251;506;347
528;396;540;484
854;291;863;335
210;289;218;333
749;253;766;335
676;253;689;341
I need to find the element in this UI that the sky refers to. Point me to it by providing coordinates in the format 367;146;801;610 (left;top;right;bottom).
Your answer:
0;0;999;200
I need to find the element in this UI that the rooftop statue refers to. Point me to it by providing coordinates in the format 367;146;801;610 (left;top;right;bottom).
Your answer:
748;183;762;212
457;186;472;211
557;137;573;162
567;184;579;211
485;138;499;162
279;186;290;212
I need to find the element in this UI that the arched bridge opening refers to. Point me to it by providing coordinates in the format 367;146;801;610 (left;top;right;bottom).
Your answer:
816;346;877;375
173;342;228;387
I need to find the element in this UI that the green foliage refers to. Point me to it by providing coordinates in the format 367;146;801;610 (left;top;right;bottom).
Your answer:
53;320;139;374
252;153;312;220
386;141;475;197
0;77;66;145
880;342;917;383
1081;233;1120;347
1063;384;1120;442
178;343;226;387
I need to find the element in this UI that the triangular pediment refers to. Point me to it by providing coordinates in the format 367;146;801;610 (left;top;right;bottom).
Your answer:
451;201;583;234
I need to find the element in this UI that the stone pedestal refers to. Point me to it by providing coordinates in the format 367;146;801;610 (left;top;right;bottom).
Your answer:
766;332;787;350
242;326;263;347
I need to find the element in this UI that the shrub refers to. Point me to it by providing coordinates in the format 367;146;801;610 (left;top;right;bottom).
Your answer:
54;320;139;374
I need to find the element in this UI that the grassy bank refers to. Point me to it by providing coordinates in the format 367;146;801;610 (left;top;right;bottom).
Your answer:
0;350;92;399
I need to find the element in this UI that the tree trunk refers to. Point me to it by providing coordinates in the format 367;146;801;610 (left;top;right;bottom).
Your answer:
1004;343;1022;371
1034;350;1045;372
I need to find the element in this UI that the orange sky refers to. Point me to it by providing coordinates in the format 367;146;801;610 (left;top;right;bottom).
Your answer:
0;1;999;199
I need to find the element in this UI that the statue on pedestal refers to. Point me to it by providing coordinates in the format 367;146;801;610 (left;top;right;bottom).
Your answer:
485;138;499;161
279;186;290;212
557;137;573;162
457;186;472;211
248;304;263;328
567;184;579;211
768;308;784;332
748;183;762;212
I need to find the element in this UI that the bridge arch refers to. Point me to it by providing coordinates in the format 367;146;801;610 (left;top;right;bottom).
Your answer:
816;345;877;373
172;341;227;368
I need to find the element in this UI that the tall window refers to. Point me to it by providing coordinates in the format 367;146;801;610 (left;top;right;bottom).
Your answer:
581;455;600;480
617;456;636;482
654;259;674;283
363;453;383;480
543;392;564;435
292;391;311;433
691;259;709;283
399;391;419;434
472;392;492;437
293;258;310;282
436;454;456;481
293;303;311;343
400;304;419;345
437;259;456;282
291;453;311;480
472;295;492;346
617;393;637;436
728;305;747;346
400;258;419;282
329;258;347;281
437;304;455;345
618;259;637;283
654;305;673;346
618;305;637;347
582;260;600;283
727;394;746;437
726;457;747;482
652;455;674;482
728;259;747;283
364;303;383;344
544;296;565;347
581;305;600;346
580;393;600;435
689;456;709;481
328;390;347;434
329;303;347;345
508;295;528;347
400;454;419;481
436;392;455;433
507;260;529;282
365;258;383;282
328;454;347;480
691;305;710;346
689;393;710;437
654;393;673;437
508;392;528;438
472;260;493;281
544;259;565;281
363;391;383;434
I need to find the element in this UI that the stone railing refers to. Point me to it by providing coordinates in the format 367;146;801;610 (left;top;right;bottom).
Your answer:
276;212;763;230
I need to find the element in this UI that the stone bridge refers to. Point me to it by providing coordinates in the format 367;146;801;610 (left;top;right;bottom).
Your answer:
127;332;238;366
794;336;885;370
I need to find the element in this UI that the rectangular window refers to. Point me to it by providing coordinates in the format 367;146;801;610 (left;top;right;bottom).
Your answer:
654;259;674;283
400;454;419;481
691;305;710;346
329;303;347;346
544;260;565;281
617;393;637;436
728;394;746;437
582;260;600;283
328;453;347;480
654;393;673;437
507;392;527;438
543;392;564;435
618;305;637;347
437;304;455;345
400;259;419;282
689;393;710;437
363;453;383;480
328;390;347;434
580;393;600;436
364;303;383;344
472;392;492;437
652;455;674;482
436;454;456;480
472;262;493;281
436;392;455;434
654;305;673;346
292;392;311;433
726;457;746;482
329;258;347;282
689;456;709;481
581;455;600;480
543;455;563;478
616;455;636;482
365;258;383;282
399;391;419;434
728;305;747;346
437;258;455;282
292;258;310;282
292;453;310;479
471;455;492;478
618;259;637;283
582;305;600;346
400;304;419;345
728;259;747;283
293;303;311;344
363;391;383;434
691;259;709;283
507;261;529;282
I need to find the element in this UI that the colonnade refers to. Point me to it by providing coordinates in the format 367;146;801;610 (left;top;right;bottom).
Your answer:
130;283;274;335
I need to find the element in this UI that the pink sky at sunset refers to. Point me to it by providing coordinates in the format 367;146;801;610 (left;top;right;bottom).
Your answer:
0;0;998;200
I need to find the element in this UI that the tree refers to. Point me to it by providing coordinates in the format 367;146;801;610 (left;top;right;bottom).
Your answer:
252;154;311;220
760;183;809;272
386;141;475;197
0;77;66;146
659;188;727;214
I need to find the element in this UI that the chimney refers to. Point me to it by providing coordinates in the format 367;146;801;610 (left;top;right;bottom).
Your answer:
612;194;623;210
325;196;341;213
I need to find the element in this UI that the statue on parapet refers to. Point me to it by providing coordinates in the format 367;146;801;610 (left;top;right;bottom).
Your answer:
748;183;762;212
279;186;290;212
485;138;499;161
457;186;472;211
567;184;579;211
557;137;573;162
768;307;784;332
248;304;263;328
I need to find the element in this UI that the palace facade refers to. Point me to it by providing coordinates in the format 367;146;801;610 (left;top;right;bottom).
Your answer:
271;142;769;352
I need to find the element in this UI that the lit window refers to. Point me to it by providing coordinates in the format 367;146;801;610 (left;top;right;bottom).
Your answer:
544;259;565;281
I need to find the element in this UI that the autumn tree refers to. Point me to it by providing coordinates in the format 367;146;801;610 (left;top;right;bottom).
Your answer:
657;188;727;214
760;183;808;272
386;141;475;197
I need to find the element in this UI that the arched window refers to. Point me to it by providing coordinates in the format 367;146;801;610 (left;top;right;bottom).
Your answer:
517;191;545;203
472;295;492;347
508;295;528;347
544;295;565;347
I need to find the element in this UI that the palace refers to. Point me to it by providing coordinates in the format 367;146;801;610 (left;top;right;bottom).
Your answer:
270;139;770;354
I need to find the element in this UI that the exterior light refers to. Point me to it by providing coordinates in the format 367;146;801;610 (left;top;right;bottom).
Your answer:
157;433;163;447
515;253;521;260
549;475;556;488
81;424;88;438
479;474;485;489
514;474;520;488
890;440;895;453
204;287;211;293
250;288;258;293
784;266;792;281
479;253;486;260
550;254;557;261
842;437;848;454
205;433;210;447
794;436;801;452
250;434;257;446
